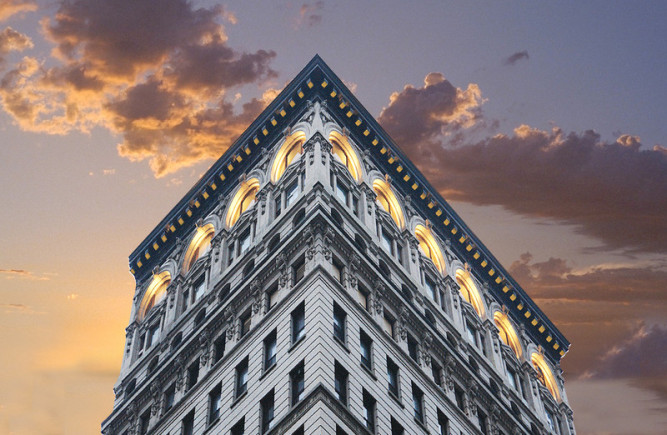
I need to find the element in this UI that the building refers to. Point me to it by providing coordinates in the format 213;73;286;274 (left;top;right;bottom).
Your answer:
102;56;576;435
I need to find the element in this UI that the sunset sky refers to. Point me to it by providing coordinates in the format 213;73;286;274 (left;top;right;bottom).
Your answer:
0;1;665;434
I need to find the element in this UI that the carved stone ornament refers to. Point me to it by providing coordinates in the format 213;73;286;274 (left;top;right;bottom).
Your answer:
444;353;456;391
421;332;433;367
224;306;237;340
277;252;289;288
321;138;332;164
150;382;161;416
256;189;267;215
175;353;186;391
397;306;409;341
348;253;360;288
199;328;211;367
251;279;262;314
372;282;385;315
322;227;334;261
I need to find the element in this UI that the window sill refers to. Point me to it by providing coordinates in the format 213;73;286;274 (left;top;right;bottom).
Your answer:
259;362;277;380
288;334;306;353
203;417;220;434
388;390;403;408
230;390;247;409
360;362;377;380
413;417;429;433
333;336;350;353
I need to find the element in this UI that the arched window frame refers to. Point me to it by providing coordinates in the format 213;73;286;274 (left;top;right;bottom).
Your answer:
373;179;405;230
455;268;485;318
182;223;215;275
226;178;261;228
329;131;363;183
271;131;307;183
138;271;171;322
494;311;523;359
531;353;561;402
414;224;446;275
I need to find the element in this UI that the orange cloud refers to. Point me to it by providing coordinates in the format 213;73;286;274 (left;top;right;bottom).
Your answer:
0;0;36;22
0;268;51;280
296;2;324;29
0;0;278;177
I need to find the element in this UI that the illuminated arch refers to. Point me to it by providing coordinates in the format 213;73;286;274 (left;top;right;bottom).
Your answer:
373;179;405;229
494;311;522;358
414;224;446;274
531;353;561;401
182;223;215;274
455;268;485;317
226;178;260;228
271;131;307;183
329;131;362;183
138;271;171;321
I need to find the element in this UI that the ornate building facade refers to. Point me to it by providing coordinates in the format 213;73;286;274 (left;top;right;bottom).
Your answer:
102;56;575;435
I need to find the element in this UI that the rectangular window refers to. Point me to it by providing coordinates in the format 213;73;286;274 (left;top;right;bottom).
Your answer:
333;303;346;343
454;385;465;411
182;410;194;435
230;417;245;435
239;228;251;254
239;311;251;338
352;195;359;216
146;324;159;348
213;334;226;364
362;389;376;433
228;243;235;265
163;383;176;413
264;330;277;370
437;409;449;435
274;195;282;218
336;181;349;205
235;357;248;398
407;335;419;363
209;384;222;424
193;276;206;302
286;181;299;208
139;409;150;435
336;426;348;435
477;408;488;435
291;302;305;344
260;390;275;433
396;243;403;265
412;382;425;424
432;360;442;387
186;360;199;390
545;409;557;432
467;321;478;348
507;367;518;390
292;426;305;435
383;313;395;338
357;285;369;310
293;256;305;284
387;357;400;397
332;258;344;283
334;361;348;405
290;361;305;406
439;289;447;311
360;330;373;370
390;417;404;435
425;277;436;301
381;228;394;255
266;283;279;311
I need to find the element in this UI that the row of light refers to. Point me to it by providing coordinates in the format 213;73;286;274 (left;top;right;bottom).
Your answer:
326;77;565;358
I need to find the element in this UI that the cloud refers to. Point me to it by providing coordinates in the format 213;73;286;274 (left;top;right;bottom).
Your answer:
0;268;51;280
394;121;666;253
296;2;324;28
0;0;278;177
0;0;36;22
102;169;115;176
0;26;32;65
378;72;484;150
503;50;529;65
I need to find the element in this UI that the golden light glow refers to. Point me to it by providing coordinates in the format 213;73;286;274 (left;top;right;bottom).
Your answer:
270;131;307;182
138;271;171;321
373;179;405;229
531;352;561;401
226;178;260;228
182;223;215;274
455;268;485;317
494;311;522;358
414;224;446;274
329;131;362;183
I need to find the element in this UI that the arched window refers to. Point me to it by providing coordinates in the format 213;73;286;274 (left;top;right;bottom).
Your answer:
414;224;446;274
271;131;307;182
531;353;561;401
329;131;362;183
182;223;215;274
373;179;405;229
138;271;171;321
494;311;522;358
226;178;260;228
455;268;485;317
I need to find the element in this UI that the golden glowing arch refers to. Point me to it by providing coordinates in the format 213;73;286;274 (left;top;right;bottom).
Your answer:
138;271;171;321
271;131;307;183
414;224;446;274
455;268;485;317
373;179;405;229
531;353;561;401
329;131;362;183
182;223;215;274
226;178;260;228
494;311;522;358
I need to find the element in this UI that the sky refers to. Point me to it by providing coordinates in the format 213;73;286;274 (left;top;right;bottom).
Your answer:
0;0;665;433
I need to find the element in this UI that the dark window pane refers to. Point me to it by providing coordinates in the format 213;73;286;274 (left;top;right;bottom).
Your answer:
334;362;348;405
